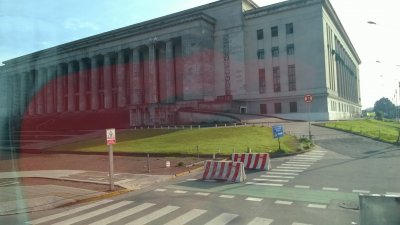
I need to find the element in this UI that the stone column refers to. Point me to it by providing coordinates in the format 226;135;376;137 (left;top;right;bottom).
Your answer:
78;59;86;111
148;44;157;104
131;48;140;105
20;71;28;116
67;61;75;112
36;68;45;115
165;40;175;103
103;54;112;109
90;57;99;110
46;66;55;114
56;64;64;113
116;50;127;107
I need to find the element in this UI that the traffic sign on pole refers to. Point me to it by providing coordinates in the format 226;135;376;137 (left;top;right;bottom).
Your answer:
106;128;116;145
304;94;313;103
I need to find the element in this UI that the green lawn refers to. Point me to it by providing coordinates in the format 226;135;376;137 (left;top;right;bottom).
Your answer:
322;119;400;144
49;126;301;155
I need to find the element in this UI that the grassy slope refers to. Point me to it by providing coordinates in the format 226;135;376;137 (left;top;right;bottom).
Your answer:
48;126;299;155
323;119;400;143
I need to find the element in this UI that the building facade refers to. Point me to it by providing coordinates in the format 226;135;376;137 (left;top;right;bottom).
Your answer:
0;0;361;129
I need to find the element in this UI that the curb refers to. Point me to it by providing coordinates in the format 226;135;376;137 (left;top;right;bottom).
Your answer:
61;188;133;207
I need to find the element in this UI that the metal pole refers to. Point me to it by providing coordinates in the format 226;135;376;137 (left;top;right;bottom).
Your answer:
108;144;114;191
147;153;150;173
308;103;312;141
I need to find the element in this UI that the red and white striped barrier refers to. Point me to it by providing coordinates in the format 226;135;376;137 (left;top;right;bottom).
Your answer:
202;160;246;183
232;153;271;170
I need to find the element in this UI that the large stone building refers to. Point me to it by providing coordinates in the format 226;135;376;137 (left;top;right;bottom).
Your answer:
0;0;361;130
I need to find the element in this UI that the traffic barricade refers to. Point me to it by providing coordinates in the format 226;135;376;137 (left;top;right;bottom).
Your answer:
232;153;271;170
202;160;246;183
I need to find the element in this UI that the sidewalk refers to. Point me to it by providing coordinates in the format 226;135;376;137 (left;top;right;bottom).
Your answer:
0;170;175;216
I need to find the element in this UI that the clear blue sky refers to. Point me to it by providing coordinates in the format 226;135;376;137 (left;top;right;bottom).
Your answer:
1;0;399;109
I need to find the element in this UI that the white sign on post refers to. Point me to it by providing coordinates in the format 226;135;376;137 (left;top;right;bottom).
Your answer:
106;128;116;145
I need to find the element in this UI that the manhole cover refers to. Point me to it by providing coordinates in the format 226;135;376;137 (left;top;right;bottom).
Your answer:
338;201;359;210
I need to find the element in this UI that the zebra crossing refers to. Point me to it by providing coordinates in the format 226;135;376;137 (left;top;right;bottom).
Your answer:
27;199;314;225
246;150;327;187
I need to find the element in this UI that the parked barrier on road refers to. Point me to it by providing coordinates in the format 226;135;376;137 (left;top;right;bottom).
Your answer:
232;153;271;170
202;160;246;183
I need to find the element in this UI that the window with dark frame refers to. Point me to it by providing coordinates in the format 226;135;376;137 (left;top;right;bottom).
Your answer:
260;104;267;114
288;64;296;91
274;102;282;113
271;26;278;37
290;102;297;112
259;68;266;94
287;44;295;55
257;29;264;40
286;23;293;34
273;66;281;92
257;49;265;59
271;47;279;57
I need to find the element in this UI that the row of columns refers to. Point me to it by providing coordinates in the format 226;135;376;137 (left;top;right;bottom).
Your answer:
10;39;183;117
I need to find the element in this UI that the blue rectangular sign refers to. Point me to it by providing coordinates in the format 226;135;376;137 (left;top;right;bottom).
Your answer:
272;125;284;139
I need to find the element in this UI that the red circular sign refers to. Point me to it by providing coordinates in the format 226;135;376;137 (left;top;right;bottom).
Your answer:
304;94;313;103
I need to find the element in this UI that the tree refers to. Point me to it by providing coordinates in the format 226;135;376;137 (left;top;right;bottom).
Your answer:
374;97;396;119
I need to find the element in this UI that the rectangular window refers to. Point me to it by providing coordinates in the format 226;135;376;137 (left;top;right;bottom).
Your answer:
287;44;295;55
271;26;278;37
274;102;282;113
288;64;296;91
290;102;297;112
257;49;265;60
286;23;294;34
257;29;264;40
273;67;281;92
260;104;267;114
271;47;279;57
259;69;266;94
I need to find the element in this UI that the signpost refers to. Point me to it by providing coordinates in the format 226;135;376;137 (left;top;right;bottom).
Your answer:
272;125;284;150
304;94;313;140
106;128;116;191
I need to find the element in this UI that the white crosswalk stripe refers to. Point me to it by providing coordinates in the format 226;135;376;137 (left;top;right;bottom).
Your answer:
204;213;238;225
164;209;207;225
253;178;289;182
88;203;155;225
276;166;307;170
27;199;113;225
52;201;133;225
281;163;311;167
126;205;180;225
247;217;274;225
271;169;304;172
268;172;299;176
261;175;295;179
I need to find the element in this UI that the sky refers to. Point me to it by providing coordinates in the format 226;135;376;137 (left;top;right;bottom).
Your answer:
0;0;399;109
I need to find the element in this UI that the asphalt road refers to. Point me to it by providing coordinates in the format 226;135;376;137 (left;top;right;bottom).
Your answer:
3;122;400;225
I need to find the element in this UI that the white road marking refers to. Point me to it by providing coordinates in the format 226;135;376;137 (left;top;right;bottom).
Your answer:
245;197;263;202
253;178;289;182
260;175;295;179
268;172;299;176
352;190;370;194
27;199;113;225
277;166;308;170
0;181;19;187
289;159;317;163
195;192;210;196
174;190;188;194
281;163;311;167
294;185;310;189
322;187;339;191
307;204;327;209
164;209;207;225
275;200;293;205
204;213;238;225
52;201;133;225
126;205;180;225
186;178;197;181
247;217;274;225
292;223;312;225
155;189;167;192
219;195;235;199
88;203;155;225
271;169;304;172
371;194;381;197
293;157;321;160
246;182;283;187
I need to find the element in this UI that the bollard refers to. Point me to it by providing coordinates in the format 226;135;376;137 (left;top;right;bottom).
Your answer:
213;153;216;159
234;123;237;127
215;124;218;128
147;153;150;173
198;125;201;129
225;124;227;127
196;145;199;159
166;161;170;168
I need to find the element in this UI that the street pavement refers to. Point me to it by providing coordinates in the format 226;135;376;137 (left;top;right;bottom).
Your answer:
2;122;400;224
